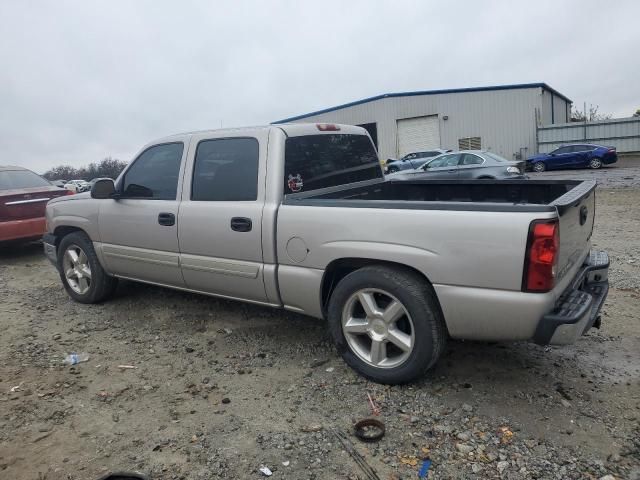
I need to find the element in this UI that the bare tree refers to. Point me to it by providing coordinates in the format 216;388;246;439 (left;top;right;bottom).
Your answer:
43;157;128;181
571;104;612;122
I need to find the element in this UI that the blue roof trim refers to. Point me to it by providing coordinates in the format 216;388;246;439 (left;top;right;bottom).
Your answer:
273;83;572;123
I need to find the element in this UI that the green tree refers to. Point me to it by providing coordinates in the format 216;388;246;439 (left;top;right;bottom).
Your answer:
633;108;640;117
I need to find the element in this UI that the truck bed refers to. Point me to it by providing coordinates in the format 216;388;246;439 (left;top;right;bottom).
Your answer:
284;178;595;213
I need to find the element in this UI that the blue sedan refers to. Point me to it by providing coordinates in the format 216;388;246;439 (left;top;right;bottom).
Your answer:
527;144;617;172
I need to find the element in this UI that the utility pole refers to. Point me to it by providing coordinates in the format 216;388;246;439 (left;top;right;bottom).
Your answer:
584;101;587;141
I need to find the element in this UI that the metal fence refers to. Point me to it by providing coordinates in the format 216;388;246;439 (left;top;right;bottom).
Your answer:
537;117;640;153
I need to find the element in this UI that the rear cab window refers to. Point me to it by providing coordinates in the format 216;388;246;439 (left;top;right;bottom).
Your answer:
0;170;51;190
284;134;381;194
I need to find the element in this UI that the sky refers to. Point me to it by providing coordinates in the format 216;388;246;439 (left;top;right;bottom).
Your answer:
1;1;638;172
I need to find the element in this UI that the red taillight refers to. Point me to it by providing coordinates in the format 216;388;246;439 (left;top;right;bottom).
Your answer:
523;220;559;292
316;123;340;131
65;189;74;195
607;148;616;153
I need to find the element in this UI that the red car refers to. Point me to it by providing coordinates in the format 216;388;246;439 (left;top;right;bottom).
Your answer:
0;166;72;243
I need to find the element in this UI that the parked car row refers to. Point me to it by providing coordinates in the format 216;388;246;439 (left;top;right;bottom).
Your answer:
384;149;451;173
64;179;91;193
384;143;618;180
386;150;526;180
526;144;617;172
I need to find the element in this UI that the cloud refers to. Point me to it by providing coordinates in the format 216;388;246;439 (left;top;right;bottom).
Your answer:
0;0;638;172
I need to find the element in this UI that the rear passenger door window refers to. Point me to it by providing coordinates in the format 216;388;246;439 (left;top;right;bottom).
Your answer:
122;143;184;199
460;154;484;166
191;138;259;201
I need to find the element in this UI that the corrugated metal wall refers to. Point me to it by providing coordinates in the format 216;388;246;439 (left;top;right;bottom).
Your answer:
540;90;572;125
284;87;565;161
538;117;640;153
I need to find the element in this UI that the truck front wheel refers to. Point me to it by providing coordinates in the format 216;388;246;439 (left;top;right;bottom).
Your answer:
58;231;118;304
327;265;446;384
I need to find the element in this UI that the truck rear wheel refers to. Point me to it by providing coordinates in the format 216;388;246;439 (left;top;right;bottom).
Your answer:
58;231;118;304
327;265;446;384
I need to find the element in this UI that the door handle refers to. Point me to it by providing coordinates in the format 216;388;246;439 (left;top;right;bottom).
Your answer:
158;212;175;226
230;217;252;232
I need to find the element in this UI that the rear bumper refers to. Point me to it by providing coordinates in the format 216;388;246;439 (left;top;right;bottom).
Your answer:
43;233;59;269
533;250;609;345
0;217;46;242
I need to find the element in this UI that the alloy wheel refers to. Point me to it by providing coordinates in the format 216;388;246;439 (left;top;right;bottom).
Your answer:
341;289;415;368
62;244;92;294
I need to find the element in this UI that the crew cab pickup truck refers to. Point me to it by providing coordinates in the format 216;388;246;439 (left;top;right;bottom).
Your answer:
43;124;609;384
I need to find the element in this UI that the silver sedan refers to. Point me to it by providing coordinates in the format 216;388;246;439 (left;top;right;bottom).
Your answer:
386;150;526;180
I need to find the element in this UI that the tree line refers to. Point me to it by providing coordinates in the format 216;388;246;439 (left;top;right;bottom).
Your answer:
42;157;128;181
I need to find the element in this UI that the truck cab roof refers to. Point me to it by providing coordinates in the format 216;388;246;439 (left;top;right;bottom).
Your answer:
152;123;368;145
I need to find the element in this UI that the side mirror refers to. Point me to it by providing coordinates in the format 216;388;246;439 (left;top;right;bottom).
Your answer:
91;178;116;199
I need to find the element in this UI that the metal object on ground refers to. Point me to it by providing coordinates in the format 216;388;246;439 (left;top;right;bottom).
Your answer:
331;428;382;480
97;472;149;480
353;418;386;442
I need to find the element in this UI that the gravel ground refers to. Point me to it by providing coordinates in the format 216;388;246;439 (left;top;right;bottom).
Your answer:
0;184;639;480
530;164;640;188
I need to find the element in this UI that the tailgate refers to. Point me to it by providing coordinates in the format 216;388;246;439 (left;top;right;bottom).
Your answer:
551;180;596;283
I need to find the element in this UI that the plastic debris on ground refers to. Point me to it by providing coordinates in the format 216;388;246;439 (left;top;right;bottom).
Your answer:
259;466;272;476
63;353;89;365
9;381;24;393
418;458;432;478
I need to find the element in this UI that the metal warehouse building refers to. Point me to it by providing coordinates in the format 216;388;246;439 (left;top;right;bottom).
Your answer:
274;83;571;161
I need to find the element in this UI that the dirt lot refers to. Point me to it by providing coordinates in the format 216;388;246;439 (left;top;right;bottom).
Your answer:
1;184;639;479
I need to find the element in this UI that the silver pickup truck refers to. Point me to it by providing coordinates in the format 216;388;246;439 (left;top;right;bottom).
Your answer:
43;123;609;384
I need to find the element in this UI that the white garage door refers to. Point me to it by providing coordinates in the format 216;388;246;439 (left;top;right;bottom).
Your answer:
396;115;440;157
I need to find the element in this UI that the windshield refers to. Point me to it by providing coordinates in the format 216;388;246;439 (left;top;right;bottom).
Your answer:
284;134;381;194
483;152;509;162
0;170;51;190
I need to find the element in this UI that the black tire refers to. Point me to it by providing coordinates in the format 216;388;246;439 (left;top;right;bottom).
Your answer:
327;265;447;384
533;162;546;172
57;231;118;304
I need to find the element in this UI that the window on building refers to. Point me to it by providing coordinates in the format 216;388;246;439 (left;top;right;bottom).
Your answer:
458;137;482;150
191;138;259;201
122;142;184;199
